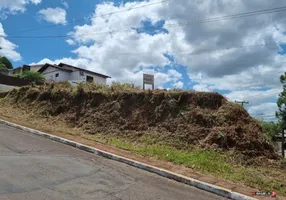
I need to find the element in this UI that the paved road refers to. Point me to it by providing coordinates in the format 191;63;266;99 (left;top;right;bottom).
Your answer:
0;124;227;200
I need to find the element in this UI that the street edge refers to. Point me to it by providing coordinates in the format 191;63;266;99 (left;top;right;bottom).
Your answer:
0;119;257;200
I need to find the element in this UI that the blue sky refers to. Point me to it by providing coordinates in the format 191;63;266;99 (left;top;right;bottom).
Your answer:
0;0;285;121
1;0;101;66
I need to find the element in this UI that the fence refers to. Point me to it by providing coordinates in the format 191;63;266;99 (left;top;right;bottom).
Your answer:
0;74;31;87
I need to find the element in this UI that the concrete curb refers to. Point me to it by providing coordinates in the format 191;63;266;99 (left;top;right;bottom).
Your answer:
0;119;257;200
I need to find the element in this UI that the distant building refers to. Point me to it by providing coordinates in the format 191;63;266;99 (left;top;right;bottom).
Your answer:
14;63;111;85
13;64;45;74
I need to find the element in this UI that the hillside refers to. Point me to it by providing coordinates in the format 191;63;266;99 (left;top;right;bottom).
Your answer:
0;82;277;161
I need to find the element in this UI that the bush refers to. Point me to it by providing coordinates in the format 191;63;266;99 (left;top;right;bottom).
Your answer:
16;71;46;82
258;120;282;140
0;57;13;69
111;81;141;91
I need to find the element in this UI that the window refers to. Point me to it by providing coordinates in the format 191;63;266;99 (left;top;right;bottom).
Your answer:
86;76;94;82
55;73;59;77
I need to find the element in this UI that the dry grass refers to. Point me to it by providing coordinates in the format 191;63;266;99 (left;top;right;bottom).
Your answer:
0;102;286;197
1;83;286;198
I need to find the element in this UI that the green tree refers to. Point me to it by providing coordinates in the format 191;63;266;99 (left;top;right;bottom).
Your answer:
16;71;46;82
0;62;8;75
0;57;13;69
257;120;282;140
276;72;286;128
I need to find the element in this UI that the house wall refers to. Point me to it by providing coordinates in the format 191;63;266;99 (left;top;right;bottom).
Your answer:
13;68;22;74
42;66;71;82
70;70;107;85
94;75;107;85
70;70;85;84
41;65;107;85
30;66;43;72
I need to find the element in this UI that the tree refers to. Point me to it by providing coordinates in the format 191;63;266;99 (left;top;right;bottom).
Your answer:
257;120;282;141
15;71;46;82
0;57;13;69
276;72;286;128
0;62;9;75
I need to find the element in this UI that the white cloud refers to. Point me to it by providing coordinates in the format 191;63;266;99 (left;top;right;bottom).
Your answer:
193;84;211;92
224;88;281;120
0;0;41;18
173;81;184;89
225;89;281;105
168;69;182;81
66;39;76;45
30;0;41;3
247;103;278;122
61;0;69;9
0;23;21;61
33;0;286;120
38;7;67;25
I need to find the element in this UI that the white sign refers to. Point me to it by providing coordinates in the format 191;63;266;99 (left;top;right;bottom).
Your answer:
143;74;154;90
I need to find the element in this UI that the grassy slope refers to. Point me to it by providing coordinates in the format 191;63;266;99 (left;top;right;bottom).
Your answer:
0;83;285;196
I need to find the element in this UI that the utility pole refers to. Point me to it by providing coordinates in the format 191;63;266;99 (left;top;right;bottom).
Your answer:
235;100;249;107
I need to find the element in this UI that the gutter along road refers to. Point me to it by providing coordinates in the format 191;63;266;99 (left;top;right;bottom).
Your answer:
0;124;227;200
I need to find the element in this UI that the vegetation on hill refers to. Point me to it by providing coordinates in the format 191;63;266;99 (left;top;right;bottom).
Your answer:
257;120;282;141
0;82;285;196
0;56;13;69
14;71;46;82
1;82;278;160
276;72;286;128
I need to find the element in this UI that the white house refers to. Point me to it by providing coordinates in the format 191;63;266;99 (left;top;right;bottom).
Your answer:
36;63;110;85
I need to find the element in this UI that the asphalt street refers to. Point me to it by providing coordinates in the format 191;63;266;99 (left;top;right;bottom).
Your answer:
0;124;227;200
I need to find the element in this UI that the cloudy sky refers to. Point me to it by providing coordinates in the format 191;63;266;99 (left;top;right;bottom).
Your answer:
0;0;285;121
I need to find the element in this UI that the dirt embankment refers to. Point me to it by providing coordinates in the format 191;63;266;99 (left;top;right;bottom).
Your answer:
0;83;278;160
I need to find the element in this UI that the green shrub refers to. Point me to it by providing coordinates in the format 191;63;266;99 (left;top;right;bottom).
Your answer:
16;71;46;82
257;120;282;140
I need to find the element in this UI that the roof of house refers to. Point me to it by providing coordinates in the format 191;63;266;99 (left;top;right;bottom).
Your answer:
37;63;111;79
58;63;111;78
28;64;45;68
38;63;73;73
14;64;45;71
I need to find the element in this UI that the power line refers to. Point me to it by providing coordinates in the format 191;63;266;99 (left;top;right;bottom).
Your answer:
7;0;169;36
6;5;286;39
164;5;286;28
4;38;280;59
252;114;276;117
113;43;277;55
227;90;280;100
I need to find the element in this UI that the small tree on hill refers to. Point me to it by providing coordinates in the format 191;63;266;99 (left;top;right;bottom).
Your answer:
0;57;13;69
276;72;286;128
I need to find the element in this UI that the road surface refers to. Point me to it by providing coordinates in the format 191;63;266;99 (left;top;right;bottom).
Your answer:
0;124;227;200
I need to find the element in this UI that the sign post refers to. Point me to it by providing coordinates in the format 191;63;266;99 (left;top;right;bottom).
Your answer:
143;74;154;90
